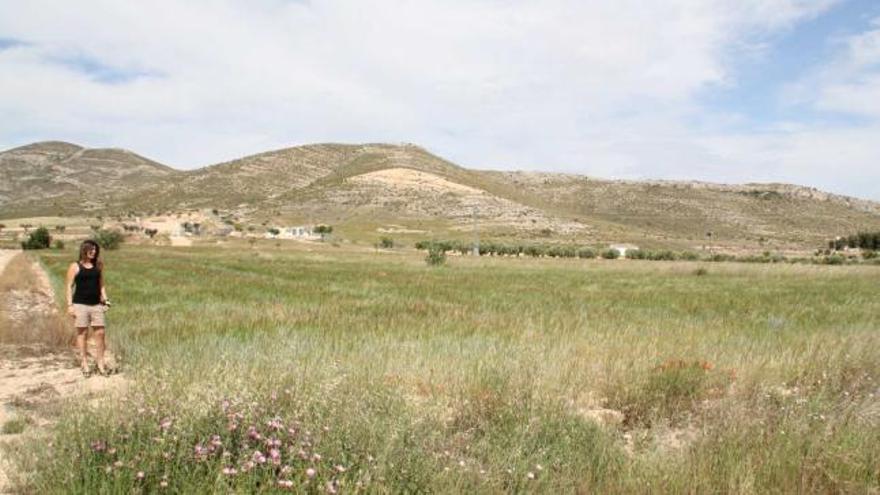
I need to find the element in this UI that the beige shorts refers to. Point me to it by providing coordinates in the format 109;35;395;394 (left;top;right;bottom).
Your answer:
72;304;107;328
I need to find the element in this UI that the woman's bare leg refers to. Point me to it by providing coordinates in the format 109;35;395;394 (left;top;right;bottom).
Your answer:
93;327;106;373
76;327;89;372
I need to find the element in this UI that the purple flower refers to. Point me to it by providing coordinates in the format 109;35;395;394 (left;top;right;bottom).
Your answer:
247;426;262;441
270;448;282;465
305;467;316;479
252;450;267;464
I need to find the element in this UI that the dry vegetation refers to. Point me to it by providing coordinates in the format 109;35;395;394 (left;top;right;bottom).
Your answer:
1;243;877;493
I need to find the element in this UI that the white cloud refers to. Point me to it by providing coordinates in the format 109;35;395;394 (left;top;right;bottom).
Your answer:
2;0;879;200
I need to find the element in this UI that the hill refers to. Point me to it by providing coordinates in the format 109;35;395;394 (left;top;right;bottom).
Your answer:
2;140;879;251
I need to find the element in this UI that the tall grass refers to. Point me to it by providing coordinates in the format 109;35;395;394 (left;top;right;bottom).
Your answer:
8;245;880;493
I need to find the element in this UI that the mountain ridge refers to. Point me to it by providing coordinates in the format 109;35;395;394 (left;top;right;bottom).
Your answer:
2;140;879;250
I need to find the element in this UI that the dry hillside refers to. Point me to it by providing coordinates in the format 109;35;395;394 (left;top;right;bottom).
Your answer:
2;140;879;250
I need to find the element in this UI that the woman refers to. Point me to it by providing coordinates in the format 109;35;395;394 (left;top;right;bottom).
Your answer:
66;240;111;377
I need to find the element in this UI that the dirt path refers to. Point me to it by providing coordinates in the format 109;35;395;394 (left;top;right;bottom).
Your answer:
0;249;127;493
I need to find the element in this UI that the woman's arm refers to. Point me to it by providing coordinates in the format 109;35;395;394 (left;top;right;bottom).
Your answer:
100;268;108;304
65;263;78;314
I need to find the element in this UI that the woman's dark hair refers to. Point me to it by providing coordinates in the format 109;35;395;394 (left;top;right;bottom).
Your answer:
78;240;103;270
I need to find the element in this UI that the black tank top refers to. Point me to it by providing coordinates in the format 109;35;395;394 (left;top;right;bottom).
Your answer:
73;262;101;305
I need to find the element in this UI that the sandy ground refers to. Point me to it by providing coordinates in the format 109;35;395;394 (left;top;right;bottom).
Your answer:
0;249;127;493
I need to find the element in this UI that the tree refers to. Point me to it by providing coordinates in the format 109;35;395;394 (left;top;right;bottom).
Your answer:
22;227;51;250
314;225;333;241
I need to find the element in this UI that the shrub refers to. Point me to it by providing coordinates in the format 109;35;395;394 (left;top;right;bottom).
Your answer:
823;254;846;265
625;249;645;260
92;229;124;250
53;239;65;250
314;225;333;240
379;237;394;249
601;249;619;260
267;228;280;236
425;245;446;266
863;250;877;260
21;227;51;250
694;267;708;276
577;248;596;259
679;251;700;261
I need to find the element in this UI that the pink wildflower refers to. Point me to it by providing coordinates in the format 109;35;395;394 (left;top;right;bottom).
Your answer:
277;479;294;489
280;465;292;475
90;440;107;452
210;435;223;448
247;426;262;441
527;472;536;480
270;448;282;465
241;461;255;473
159;418;173;431
252;450;267;464
222;467;238;476
334;465;346;473
194;444;208;460
268;417;283;430
159;480;169;488
136;471;145;480
325;480;339;494
305;467;316;479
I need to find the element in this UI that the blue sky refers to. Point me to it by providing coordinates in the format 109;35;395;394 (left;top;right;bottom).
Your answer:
1;0;879;200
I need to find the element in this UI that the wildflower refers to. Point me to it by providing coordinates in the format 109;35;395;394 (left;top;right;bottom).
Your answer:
305;467;316;479
270;448;282;465
270;392;278;401
277;479;294;489
159;418;173;431
280;465;292;475
222;467;238;476
312;453;322;462
286;427;298;437
90;440;107;452
252;450;267;464
159;480;168;489
326;480;339;494
241;461;255;473
221;399;230;412
107;448;117;455
105;466;112;474
194;444;208;460
321;425;330;433
527;472;536;480
535;464;544;471
297;449;308;460
266;437;282;448
210;435;223;448
136;471;145;480
247;426;262;441
268;417;283;430
334;465;346;473
227;421;239;432
114;461;124;468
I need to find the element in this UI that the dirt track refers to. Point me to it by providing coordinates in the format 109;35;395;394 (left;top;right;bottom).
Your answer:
0;250;126;493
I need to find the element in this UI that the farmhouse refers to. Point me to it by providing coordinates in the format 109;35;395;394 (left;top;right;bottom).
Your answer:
610;243;639;257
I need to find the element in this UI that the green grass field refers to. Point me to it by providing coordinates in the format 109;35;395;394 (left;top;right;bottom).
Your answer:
10;243;880;493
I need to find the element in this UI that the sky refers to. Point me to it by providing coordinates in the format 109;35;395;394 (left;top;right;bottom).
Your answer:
1;0;879;200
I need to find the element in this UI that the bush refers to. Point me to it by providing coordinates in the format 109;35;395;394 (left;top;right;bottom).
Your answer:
679;251;700;261
21;227;51;250
577;248;596;259
92;229;124;250
379;237;394;249
53;239;65;250
601;249;619;260
425;245;447;266
823;254;846;265
625;249;645;260
863;250;877;260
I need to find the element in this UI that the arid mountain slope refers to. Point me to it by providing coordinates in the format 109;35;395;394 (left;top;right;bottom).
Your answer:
2;141;879;249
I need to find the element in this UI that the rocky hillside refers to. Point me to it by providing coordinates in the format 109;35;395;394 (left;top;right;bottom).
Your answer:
2;140;879;250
